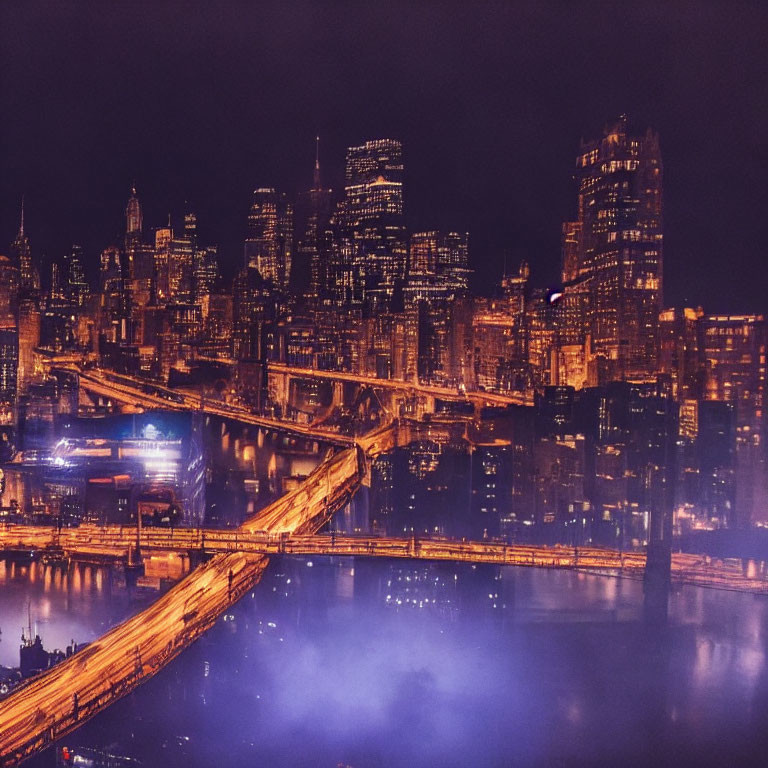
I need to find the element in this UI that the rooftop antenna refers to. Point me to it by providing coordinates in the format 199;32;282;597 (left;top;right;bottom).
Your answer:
22;599;32;644
19;195;25;237
313;135;321;189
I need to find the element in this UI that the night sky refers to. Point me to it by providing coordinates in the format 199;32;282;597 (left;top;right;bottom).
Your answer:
1;1;765;313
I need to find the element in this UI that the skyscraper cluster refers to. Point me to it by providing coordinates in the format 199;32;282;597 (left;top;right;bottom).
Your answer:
0;117;765;529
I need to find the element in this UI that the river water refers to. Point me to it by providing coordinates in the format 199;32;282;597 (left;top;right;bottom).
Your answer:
4;418;768;766
5;555;768;767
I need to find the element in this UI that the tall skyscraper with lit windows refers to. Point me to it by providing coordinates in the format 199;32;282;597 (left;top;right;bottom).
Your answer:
341;138;407;312
125;183;143;239
297;138;333;302
568;115;663;381
11;198;38;296
63;245;90;308
245;188;293;290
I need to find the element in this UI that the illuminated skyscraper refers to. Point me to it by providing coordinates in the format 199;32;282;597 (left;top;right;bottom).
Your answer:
700;314;767;526
341;139;407;312
232;266;274;362
701;314;766;434
245;188;293;290
125;183;143;239
16;298;40;397
560;221;581;283
297;137;333;301
568;115;663;381
193;245;219;303
10;198;38;295
658;307;702;401
0;325;18;414
0;255;19;323
409;231;469;293
124;184;155;299
99;245;129;343
154;223;173;301
168;228;195;302
62;245;90;308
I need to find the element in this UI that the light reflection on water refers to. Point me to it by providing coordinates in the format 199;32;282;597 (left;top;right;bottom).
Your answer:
0;557;147;668
14;557;768;767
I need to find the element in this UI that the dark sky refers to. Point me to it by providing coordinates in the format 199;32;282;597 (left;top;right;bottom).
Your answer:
1;1;766;312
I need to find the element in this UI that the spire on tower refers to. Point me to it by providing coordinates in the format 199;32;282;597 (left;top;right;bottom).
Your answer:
126;181;143;236
19;195;25;237
313;136;321;190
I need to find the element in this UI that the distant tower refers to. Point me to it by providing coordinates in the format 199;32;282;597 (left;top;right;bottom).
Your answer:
297;136;333;300
126;183;143;238
313;135;321;190
11;197;37;294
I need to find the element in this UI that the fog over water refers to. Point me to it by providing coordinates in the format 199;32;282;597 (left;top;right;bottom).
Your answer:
11;556;768;768
4;423;768;766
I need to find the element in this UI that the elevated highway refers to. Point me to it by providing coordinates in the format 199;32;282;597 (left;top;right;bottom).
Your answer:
0;420;388;766
63;366;358;447
267;361;533;411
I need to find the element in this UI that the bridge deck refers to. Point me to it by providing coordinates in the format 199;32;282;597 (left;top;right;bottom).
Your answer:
73;368;356;446
2;526;767;596
0;430;375;766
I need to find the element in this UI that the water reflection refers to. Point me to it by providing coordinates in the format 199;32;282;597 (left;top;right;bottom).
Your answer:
17;557;768;767
0;557;146;669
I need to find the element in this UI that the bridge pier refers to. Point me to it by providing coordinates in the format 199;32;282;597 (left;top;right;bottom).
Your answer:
643;408;676;624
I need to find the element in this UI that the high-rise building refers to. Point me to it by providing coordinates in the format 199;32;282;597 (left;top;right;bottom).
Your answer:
245;188;293;290
0;325;19;416
297;138;333;301
154;224;173;301
10;198;39;295
550;274;596;390
125;183;143;240
408;231;470;295
168;229;195;302
0;255;19;323
193;245;219;303
232;266;274;360
699;314;767;526
62;245;90;308
99;245;129;344
16;298;40;398
658;307;703;401
560;221;582;283
700;314;767;429
341;139;407;312
568;115;663;381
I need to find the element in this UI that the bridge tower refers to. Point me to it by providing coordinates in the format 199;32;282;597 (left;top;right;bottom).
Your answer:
642;397;677;623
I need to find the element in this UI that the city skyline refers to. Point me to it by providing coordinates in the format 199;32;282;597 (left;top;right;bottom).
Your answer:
3;5;768;766
1;2;767;313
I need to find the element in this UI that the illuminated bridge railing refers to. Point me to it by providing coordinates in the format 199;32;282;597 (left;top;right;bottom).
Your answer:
4;525;768;596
